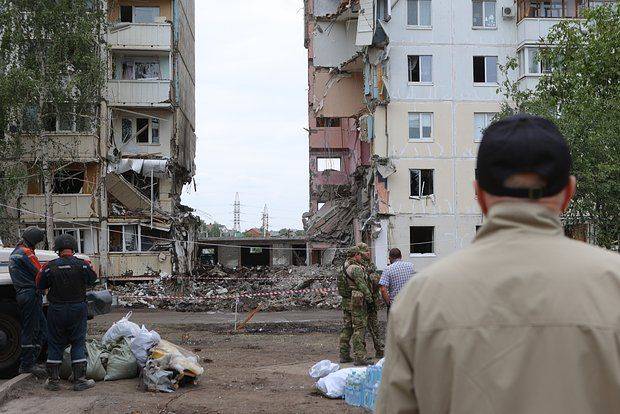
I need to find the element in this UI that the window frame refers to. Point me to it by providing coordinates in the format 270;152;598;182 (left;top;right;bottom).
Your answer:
316;157;342;172
472;0;497;28
473;55;499;84
120;117;161;145
408;55;433;84
408;112;434;142
518;47;553;77
409;168;434;198
406;0;432;28
109;224;141;253
53;228;95;254
473;112;497;142
409;226;435;256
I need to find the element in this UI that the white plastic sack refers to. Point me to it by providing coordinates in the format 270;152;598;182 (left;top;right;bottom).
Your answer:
376;358;385;367
102;311;141;345
130;326;161;368
316;367;367;399
309;360;340;379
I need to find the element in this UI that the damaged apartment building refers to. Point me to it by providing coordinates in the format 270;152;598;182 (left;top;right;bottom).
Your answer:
305;0;599;270
15;0;197;278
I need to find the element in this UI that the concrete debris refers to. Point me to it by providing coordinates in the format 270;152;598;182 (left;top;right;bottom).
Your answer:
112;265;342;312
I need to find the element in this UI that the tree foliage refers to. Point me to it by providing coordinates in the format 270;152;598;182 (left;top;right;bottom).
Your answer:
497;4;620;250
0;0;106;244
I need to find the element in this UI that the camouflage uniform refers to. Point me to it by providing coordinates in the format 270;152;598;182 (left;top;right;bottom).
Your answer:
339;244;374;364
364;259;385;358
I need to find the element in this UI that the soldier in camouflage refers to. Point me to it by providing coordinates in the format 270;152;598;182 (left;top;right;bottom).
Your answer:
363;256;385;359
338;243;375;366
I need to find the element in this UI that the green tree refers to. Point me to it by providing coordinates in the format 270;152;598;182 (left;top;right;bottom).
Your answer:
0;0;106;246
497;4;620;250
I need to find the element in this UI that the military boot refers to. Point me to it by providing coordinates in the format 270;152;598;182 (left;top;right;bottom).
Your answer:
72;362;95;391
340;354;353;364
375;350;384;359
45;363;61;391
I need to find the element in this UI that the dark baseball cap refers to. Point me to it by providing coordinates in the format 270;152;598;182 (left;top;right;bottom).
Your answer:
476;114;572;199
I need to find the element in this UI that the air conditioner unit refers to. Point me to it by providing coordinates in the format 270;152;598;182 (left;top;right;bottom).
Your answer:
502;6;515;19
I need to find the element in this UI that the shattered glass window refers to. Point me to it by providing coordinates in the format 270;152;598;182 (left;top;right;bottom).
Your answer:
151;119;160;143
136;118;149;143
410;226;434;254
121;118;133;143
133;7;160;23
124;225;139;252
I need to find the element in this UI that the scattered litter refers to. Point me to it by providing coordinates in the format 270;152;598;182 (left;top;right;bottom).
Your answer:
111;265;342;312
309;360;340;380
140;359;176;393
344;362;383;410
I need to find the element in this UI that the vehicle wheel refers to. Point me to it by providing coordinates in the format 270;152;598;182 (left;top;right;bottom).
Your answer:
0;304;20;379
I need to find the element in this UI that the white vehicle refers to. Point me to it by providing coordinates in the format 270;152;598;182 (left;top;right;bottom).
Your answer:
0;247;111;378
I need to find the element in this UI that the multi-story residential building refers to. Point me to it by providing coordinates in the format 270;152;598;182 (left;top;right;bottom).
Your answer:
305;0;612;270
14;0;196;278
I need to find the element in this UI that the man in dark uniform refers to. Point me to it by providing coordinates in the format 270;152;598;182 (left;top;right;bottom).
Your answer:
8;226;47;377
36;234;97;391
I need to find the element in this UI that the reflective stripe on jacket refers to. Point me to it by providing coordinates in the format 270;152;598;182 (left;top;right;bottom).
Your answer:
377;202;620;414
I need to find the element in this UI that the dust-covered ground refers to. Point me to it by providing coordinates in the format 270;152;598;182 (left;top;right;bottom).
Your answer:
0;310;382;414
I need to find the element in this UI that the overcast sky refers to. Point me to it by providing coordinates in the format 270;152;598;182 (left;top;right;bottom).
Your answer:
182;1;309;231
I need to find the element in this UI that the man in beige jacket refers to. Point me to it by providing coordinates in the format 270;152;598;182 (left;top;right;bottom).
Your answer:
376;114;620;414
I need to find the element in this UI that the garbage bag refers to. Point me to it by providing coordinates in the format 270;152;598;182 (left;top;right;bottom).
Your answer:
102;311;141;345
150;339;204;377
309;360;340;379
86;340;107;381
86;290;113;319
104;338;139;381
316;367;367;399
130;326;161;368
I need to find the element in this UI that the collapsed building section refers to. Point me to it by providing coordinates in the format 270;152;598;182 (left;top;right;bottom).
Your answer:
303;0;389;264
14;0;197;279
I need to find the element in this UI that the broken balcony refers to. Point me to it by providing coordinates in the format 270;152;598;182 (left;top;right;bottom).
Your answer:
309;117;358;150
18;194;98;222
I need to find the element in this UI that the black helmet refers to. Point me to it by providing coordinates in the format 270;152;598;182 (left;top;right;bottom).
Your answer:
22;227;45;248
53;233;78;253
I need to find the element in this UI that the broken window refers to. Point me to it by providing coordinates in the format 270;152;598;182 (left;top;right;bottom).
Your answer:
473;1;496;28
410;226;434;254
121;118;133;143
407;0;432;26
408;112;433;140
151;119;160;143
140;226;168;251
377;0;390;20
317;202;325;211
121;60;135;79
53;228;96;254
122;170;160;200
52;168;85;194
410;169;434;197
315;117;341;128
135;60;161;79
124;225;138;252
473;56;498;83
408;55;432;83
317;157;341;172
136;118;149;143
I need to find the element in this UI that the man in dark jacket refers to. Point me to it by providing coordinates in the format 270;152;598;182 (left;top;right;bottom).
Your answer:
8;226;47;377
36;234;97;391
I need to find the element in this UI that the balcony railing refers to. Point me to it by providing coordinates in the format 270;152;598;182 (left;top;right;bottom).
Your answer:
106;23;172;50
19;194;98;222
20;133;98;162
108;252;172;278
517;0;617;22
106;79;171;107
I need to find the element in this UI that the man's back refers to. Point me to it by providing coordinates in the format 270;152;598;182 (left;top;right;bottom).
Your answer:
377;203;620;414
380;260;415;303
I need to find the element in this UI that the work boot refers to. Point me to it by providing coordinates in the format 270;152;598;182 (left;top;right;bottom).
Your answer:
340;355;353;364
20;364;48;379
45;363;60;391
353;357;373;366
72;362;95;391
375;350;384;359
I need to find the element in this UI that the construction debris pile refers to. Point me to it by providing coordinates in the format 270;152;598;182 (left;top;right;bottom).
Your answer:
111;265;342;312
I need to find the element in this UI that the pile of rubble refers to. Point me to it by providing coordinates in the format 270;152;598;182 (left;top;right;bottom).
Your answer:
111;265;342;312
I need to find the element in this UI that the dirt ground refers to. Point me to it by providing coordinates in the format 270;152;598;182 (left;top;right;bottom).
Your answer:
0;310;378;414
